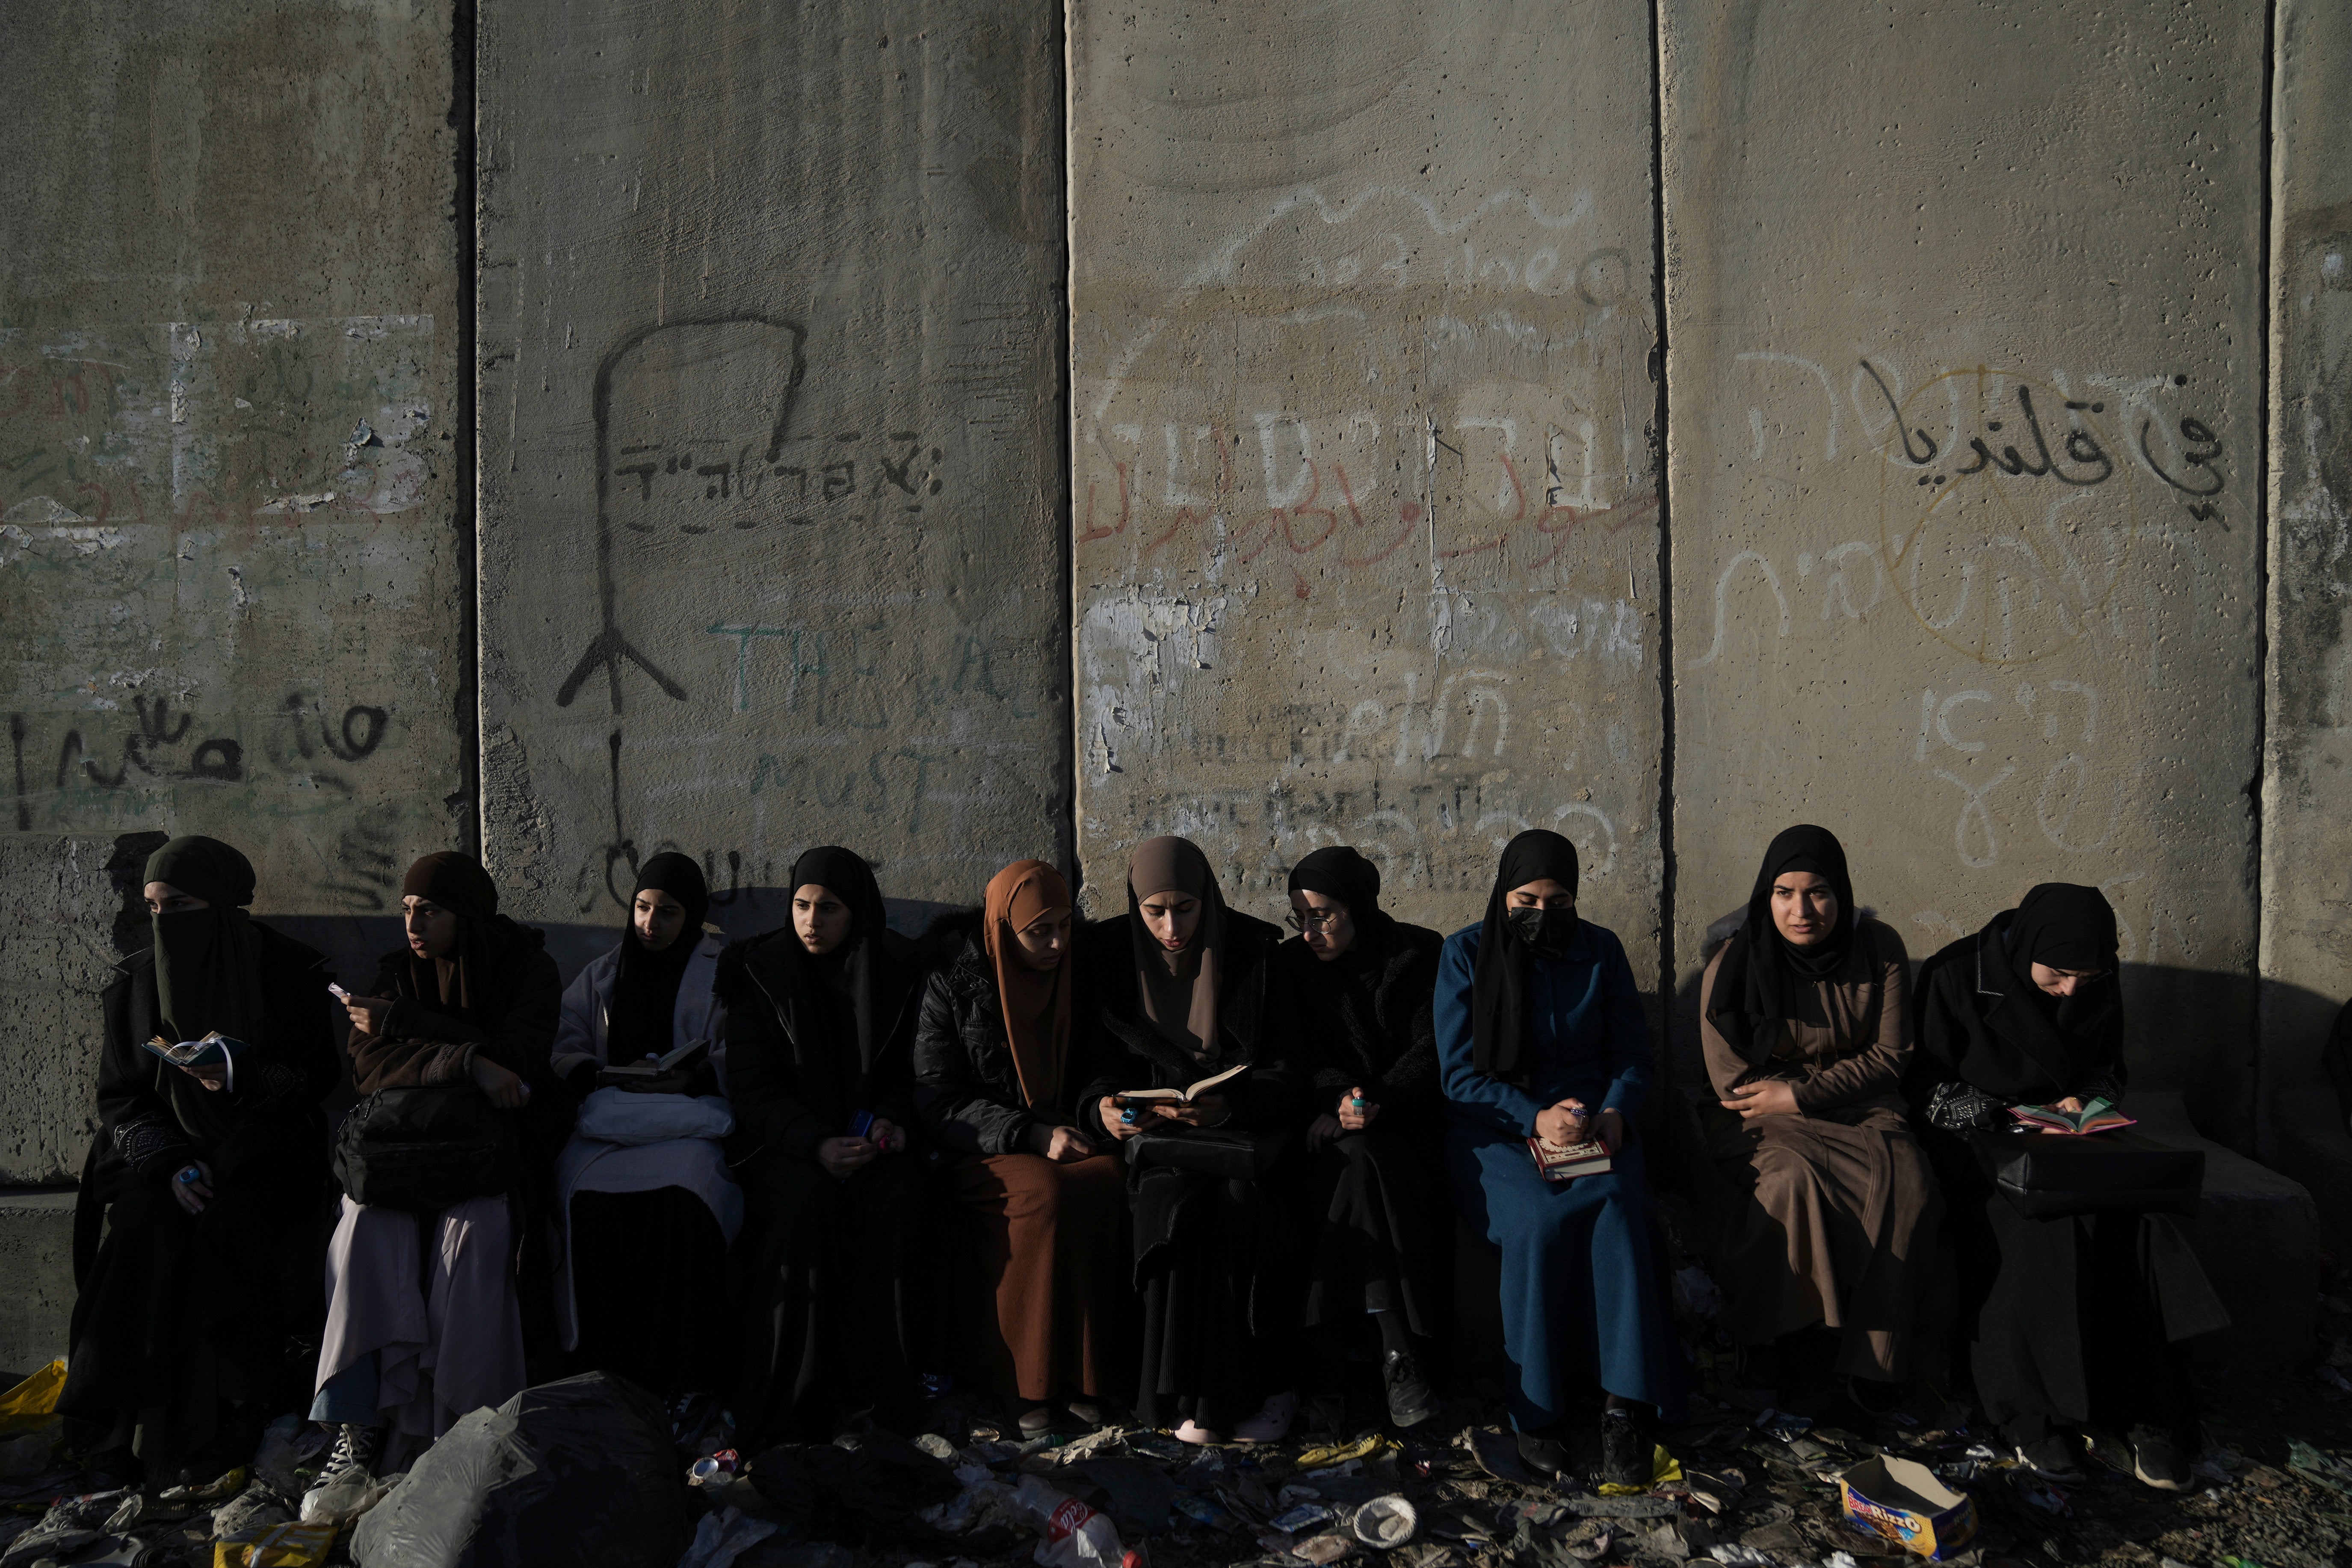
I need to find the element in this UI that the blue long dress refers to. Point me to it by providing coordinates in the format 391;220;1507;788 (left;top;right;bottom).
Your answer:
1435;919;1688;1429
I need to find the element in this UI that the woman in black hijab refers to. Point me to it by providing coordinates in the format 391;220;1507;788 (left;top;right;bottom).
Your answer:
1070;835;1299;1444
61;835;341;1484
550;852;740;1397
719;846;927;1441
1910;883;2226;1491
1433;830;1685;1484
1275;845;1448;1429
1696;825;1937;1393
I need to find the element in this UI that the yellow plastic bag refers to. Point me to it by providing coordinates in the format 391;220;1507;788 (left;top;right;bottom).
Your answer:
1295;1433;1401;1470
1598;1444;1683;1497
214;1521;337;1568
0;1361;64;1436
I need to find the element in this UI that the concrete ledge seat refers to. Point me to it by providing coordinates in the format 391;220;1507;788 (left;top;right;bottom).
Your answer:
2131;1092;2319;1370
0;1186;77;1378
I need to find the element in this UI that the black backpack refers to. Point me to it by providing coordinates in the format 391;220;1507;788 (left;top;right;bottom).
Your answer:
332;1085;515;1212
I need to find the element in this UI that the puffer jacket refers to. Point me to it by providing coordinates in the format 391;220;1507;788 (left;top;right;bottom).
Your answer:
912;914;1051;1156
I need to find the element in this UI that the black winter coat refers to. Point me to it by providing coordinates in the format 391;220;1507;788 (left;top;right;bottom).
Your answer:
1906;913;2126;1132
719;926;926;1170
1070;910;1300;1143
1272;920;1444;1126
912;914;1059;1157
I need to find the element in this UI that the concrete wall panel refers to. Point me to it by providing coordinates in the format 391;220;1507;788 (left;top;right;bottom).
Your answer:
1660;0;2269;1132
1070;0;1666;957
2262;0;2352;1225
476;0;1069;945
0;0;465;1181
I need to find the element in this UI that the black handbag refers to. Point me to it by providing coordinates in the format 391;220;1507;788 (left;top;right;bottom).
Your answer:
333;1085;515;1212
1967;1125;2203;1219
1125;1125;1286;1182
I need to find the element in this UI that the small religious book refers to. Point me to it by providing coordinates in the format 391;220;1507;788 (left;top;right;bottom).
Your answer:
1527;1135;1613;1182
144;1032;249;1090
1113;1062;1249;1107
2008;1097;2135;1135
601;1038;711;1080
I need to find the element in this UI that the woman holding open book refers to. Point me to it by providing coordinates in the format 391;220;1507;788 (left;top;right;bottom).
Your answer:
547;852;740;1399
1071;835;1301;1444
1435;829;1686;1485
1695;824;1938;1397
914;858;1130;1438
1909;883;2227;1491
62;834;341;1484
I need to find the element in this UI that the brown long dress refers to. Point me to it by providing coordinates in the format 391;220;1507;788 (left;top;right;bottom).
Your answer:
1697;917;1939;1379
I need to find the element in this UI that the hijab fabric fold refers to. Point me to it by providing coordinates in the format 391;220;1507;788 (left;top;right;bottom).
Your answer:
777;846;892;1072
982;860;1073;1112
1988;882;2123;1091
145;835;266;1045
608;852;712;1060
1706;824;1857;1064
1469;829;1582;1083
1127;836;1226;1062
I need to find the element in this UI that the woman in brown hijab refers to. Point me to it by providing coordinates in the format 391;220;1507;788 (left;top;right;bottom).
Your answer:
914;859;1130;1436
1070;835;1301;1444
1697;825;1939;1396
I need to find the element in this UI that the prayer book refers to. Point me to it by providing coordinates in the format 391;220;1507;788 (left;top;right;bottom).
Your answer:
1527;1135;1612;1182
143;1031;249;1091
1113;1062;1248;1106
2007;1097;2135;1135
601;1038;711;1080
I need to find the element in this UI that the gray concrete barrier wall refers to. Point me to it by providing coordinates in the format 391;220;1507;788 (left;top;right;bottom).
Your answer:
0;0;466;1183
1;0;2347;1241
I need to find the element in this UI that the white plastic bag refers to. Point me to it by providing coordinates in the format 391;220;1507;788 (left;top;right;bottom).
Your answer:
574;1087;734;1145
1009;1475;1123;1568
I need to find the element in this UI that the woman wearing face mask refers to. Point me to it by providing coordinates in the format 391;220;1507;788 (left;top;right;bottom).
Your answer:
60;836;342;1484
1071;835;1300;1444
914;859;1130;1437
1436;829;1685;1484
1276;845;1448;1431
721;846;926;1441
548;852;740;1399
1697;825;1938;1399
1909;883;2226;1492
310;850;560;1494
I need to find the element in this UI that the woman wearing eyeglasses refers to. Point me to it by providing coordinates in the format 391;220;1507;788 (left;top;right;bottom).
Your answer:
1908;883;2226;1492
1275;845;1448;1431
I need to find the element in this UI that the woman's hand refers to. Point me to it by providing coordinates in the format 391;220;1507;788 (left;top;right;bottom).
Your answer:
342;996;394;1036
470;1054;530;1109
169;1160;214;1216
1722;1079;1800;1120
178;1062;229;1092
1167;1092;1229;1128
1592;1107;1627;1152
2053;1095;2086;1113
816;1135;878;1178
1534;1099;1590;1147
1097;1096;1142;1141
1305;1113;1344;1154
1028;1124;1096;1163
864;1117;907;1154
1336;1088;1379;1132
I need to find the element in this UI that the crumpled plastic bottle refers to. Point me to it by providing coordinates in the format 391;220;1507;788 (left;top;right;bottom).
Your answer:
1010;1473;1125;1568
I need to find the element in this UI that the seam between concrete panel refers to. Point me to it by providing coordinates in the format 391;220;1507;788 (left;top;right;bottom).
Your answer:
1648;0;1679;1089
454;0;482;855
2254;0;2282;1161
1062;0;1083;902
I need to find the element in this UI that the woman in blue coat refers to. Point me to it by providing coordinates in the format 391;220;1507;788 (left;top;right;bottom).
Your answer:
1437;829;1686;1482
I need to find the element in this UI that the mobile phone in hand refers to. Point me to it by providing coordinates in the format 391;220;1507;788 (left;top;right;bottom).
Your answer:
328;982;352;1001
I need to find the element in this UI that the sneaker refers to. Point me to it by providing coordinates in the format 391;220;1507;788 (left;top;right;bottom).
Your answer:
1515;1429;1568;1476
1231;1389;1299;1444
2128;1424;2192;1491
1064;1398;1114;1429
299;1424;388;1526
1382;1350;1440;1429
1600;1408;1650;1488
2016;1433;2086;1485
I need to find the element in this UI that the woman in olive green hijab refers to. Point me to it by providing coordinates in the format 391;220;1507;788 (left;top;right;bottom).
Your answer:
60;834;343;1485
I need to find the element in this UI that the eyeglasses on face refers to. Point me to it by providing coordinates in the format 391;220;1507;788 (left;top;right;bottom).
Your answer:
1286;909;1346;932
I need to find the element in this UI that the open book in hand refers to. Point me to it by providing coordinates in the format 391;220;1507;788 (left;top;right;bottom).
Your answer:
2008;1097;2135;1135
144;1032;250;1090
601;1038;710;1081
1526;1135;1613;1182
1113;1062;1248;1107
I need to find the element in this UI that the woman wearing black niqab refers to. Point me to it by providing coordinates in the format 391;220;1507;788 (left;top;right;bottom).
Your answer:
548;852;741;1397
61;835;341;1484
1433;830;1685;1484
1695;825;1939;1388
1275;845;1450;1428
719;846;928;1442
1910;883;2227;1491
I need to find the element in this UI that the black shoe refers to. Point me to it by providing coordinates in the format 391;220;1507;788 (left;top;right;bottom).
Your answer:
1382;1350;1439;1429
2016;1433;2086;1485
1600;1408;1650;1489
1516;1429;1568;1476
2128;1424;2192;1491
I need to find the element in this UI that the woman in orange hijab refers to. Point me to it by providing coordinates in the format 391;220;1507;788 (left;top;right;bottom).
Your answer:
914;859;1131;1437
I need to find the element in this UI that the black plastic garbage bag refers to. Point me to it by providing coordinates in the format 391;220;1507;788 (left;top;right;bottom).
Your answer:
747;1436;963;1546
351;1373;690;1568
